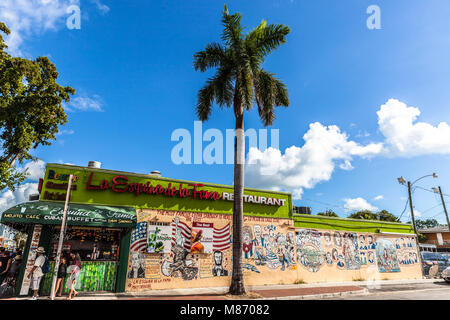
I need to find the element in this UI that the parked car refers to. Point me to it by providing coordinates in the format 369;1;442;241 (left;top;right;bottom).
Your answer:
421;252;449;276
442;266;450;283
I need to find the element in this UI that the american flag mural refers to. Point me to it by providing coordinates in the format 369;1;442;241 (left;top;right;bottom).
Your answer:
130;221;148;252
213;224;231;251
171;218;192;250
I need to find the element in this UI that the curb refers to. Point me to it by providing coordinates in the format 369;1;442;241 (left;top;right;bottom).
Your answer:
258;288;369;300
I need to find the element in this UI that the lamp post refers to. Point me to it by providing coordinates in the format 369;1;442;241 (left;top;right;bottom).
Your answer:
397;173;438;278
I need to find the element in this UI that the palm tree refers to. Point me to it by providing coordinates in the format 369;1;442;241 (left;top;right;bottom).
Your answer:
193;5;290;295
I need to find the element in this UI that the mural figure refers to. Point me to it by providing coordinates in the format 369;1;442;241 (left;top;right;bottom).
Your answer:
254;247;267;266
376;238;400;273
413;252;418;263
128;252;146;278
161;244;198;280
296;229;325;272
252;225;264;247
212;251;228;276
368;251;375;264
359;235;367;250
401;237;406;248
343;232;360;270
368;235;376;250
324;232;332;246
242;226;254;259
275;233;295;271
333;231;342;247
337;254;345;268
359;252;367;265
326;252;333;265
332;248;339;261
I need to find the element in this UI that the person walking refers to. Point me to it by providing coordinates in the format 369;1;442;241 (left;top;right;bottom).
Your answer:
27;247;46;300
67;252;81;300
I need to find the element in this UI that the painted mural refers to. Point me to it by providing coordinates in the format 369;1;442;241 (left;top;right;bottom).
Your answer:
125;209;421;292
376;237;401;273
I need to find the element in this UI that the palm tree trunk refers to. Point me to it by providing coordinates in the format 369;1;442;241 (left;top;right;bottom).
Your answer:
229;110;246;295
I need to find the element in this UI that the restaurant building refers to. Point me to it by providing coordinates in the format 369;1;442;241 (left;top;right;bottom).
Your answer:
0;163;423;296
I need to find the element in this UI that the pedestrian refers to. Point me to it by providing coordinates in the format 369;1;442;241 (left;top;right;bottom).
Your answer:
54;256;67;297
67;252;82;300
7;254;22;280
0;249;12;285
27;247;46;300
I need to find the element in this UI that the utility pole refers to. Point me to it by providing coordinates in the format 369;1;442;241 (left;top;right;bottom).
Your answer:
437;186;450;232
50;175;73;300
407;181;418;234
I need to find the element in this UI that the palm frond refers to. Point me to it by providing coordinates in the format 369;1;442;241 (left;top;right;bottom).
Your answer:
221;5;243;47
193;42;227;72
252;23;290;59
196;81;215;121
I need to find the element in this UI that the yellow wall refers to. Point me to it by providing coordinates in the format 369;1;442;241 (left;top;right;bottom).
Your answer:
125;209;422;292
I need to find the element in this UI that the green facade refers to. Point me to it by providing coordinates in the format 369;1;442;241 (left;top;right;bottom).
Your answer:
293;214;415;234
40;164;293;219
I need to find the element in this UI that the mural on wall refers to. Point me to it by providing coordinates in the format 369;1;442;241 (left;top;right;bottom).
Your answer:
128;252;146;278
376;237;401;273
333;231;342;247
296;229;326;272
212;250;228;276
130;221;148;252
342;232;361;270
147;223;172;253
191;222;214;254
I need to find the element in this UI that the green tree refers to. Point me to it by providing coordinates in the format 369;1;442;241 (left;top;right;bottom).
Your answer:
348;210;378;220
0;22;75;191
193;6;290;295
411;219;441;230
377;209;400;222
317;210;339;217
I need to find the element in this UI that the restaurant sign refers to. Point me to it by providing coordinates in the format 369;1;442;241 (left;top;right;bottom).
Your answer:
1;201;136;228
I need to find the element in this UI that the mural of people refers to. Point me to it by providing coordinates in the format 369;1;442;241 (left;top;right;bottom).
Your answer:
343;232;360;270
254;247;267;266
128;252;145;279
161;244;198;280
395;239;400;249
212;251;228;276
376;238;400;273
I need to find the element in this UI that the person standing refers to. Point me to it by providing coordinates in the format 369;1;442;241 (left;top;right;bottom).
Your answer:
0;249;12;285
27;247;46;300
67;252;81;300
54;256;67;297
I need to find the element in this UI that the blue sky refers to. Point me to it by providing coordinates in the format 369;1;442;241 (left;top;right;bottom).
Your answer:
1;0;450;224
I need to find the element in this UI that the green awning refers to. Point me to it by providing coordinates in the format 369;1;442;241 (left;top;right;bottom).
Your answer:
0;201;136;228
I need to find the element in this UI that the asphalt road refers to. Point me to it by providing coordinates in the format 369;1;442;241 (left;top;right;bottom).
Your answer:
323;280;450;300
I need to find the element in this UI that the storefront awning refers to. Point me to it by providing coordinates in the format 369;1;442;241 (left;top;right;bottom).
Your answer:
0;201;137;228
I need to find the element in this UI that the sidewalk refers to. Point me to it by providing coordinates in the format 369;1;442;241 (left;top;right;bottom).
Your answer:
12;278;438;301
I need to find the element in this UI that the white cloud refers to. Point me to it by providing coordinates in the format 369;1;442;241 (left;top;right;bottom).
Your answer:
246;98;450;199
373;195;384;201
413;209;422;218
65;94;104;112
20;159;46;181
0;182;39;214
246;122;383;199
0;0;78;55
377;99;450;157
56;129;75;136
90;0;109;14
343;197;378;212
0;0;109;55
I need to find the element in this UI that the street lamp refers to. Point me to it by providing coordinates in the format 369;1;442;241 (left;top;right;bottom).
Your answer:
397;172;438;278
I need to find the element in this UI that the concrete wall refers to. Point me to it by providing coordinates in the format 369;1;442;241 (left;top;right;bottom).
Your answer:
125;210;422;292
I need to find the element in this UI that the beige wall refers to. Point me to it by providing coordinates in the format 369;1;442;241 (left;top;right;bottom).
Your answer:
125;210;422;292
